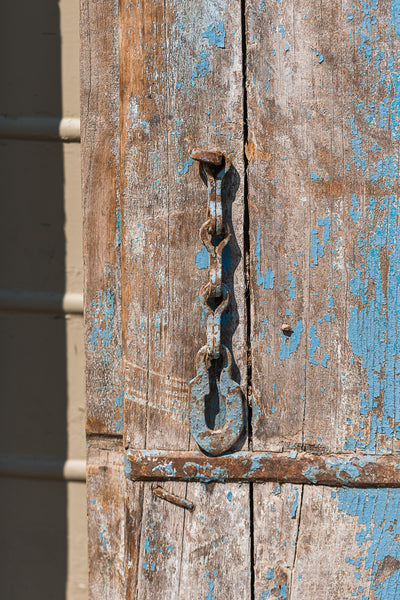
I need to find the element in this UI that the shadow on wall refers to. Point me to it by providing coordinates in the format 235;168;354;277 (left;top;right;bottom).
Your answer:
0;1;67;598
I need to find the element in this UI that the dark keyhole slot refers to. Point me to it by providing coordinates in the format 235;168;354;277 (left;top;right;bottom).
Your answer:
211;232;224;248
207;295;222;311
204;356;226;430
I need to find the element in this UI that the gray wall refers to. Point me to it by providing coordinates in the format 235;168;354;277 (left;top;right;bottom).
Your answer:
0;1;87;598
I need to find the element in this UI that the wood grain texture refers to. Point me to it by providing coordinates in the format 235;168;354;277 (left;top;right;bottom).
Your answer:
254;484;400;599
129;481;190;600
83;0;400;598
179;482;251;599
81;0;122;435
253;483;302;600
246;0;309;452
87;441;126;600
118;1;250;597
248;2;400;598
246;0;400;456
291;486;400;599
119;0;246;450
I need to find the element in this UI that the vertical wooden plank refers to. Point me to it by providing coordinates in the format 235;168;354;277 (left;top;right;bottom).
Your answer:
289;486;371;598
131;481;188;600
253;483;301;600
291;0;346;454
296;0;400;454
180;483;251;600
246;0;400;453
290;486;400;599
81;2;124;598
332;0;400;457
248;1;400;598
282;0;400;455
87;442;126;600
119;0;250;597
246;0;308;452
120;0;246;451
81;0;122;436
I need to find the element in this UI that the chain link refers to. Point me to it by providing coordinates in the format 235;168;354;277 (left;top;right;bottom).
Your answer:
189;150;244;456
192;152;231;359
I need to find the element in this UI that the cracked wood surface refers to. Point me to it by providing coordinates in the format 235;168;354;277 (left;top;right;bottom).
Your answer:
81;0;122;435
83;0;400;598
119;0;251;598
248;1;400;597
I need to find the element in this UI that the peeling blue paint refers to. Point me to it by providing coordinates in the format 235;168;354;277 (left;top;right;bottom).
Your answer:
337;488;400;598
321;353;330;368
115;379;123;407
114;414;123;432
255;227;275;289
303;465;320;483
266;568;274;580
205;572;216;600
152;462;176;476
325;456;360;480
392;0;400;36
310;171;328;181
260;316;268;341
99;528;108;553
124;454;131;478
277;321;303;361
177;157;193;175
89;289;115;363
195;247;209;270
312;48;324;63
350;194;362;223
310;217;330;267
290;490;299;518
346;195;400;451
201;22;226;48
191;52;211;79
286;270;296;299
309;325;322;366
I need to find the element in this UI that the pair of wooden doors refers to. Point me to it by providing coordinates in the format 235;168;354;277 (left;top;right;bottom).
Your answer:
82;0;400;597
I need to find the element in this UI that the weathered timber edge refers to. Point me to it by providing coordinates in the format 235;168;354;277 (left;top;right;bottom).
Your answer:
125;450;400;487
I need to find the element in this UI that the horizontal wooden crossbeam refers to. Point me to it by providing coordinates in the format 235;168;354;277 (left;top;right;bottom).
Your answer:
126;450;400;487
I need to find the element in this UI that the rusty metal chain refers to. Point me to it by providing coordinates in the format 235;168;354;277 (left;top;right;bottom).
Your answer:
192;149;231;359
188;149;244;456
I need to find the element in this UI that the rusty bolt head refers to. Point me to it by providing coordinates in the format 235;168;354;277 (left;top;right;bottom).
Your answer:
191;148;224;166
281;323;293;334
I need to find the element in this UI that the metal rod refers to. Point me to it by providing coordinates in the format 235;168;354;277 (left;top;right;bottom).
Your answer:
0;456;86;482
126;449;400;487
0;117;80;142
0;290;83;315
152;484;195;511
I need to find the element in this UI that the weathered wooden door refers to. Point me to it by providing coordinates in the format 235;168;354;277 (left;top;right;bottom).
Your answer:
82;0;400;597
